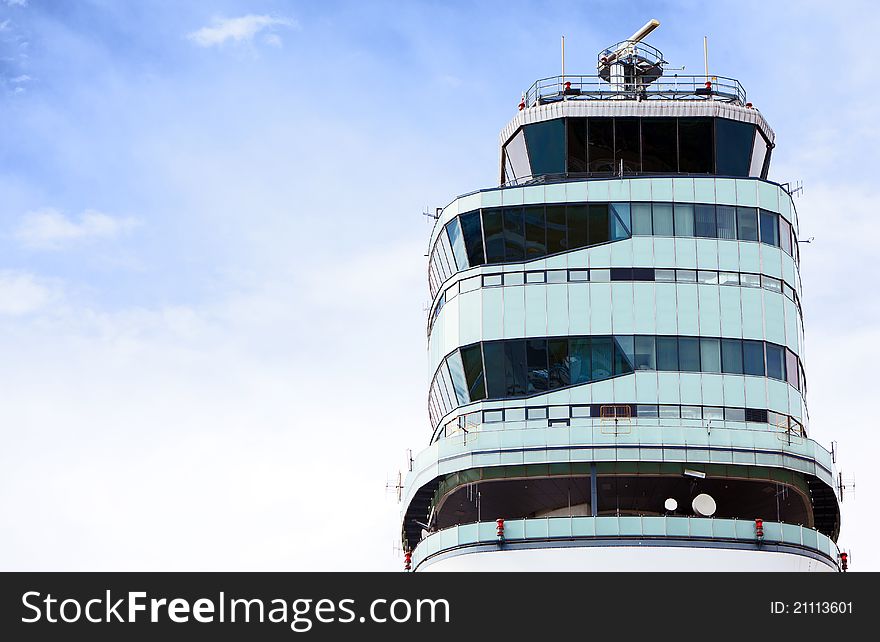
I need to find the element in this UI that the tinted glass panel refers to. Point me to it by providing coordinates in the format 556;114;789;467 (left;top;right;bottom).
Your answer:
587;118;615;172
615;118;641;172
766;343;785;380
588;204;610;244
715;118;755;177
652;203;674;236
569;338;591;384
482;342;506;398
610;203;631;241
656;337;679;370
721;339;744;374
678;118;714;173
524;206;546;258
736;207;759;241
567;204;589;249
641;118;677;172
446;351;469;404
759;210;779;247
591;337;613;380
634;336;656;370
503;207;525;260
459;211;485;266
523;119;565;175
785;349;800;390
567;118;587;173
445;218;469;271
546;205;568;254
694;204;716;238
674;203;695;236
527;339;549;393
679;337;701;371
632;203;653;235
700;338;722;373
614;336;635;376
716;205;737;240
460;344;486;401
779;217;793;255
548;338;570;388
482;209;505;263
504;340;528;396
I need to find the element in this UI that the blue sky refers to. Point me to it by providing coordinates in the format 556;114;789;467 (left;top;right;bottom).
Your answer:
0;0;877;570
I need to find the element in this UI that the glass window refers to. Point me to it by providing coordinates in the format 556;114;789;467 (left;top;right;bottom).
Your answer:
610;268;633;281
446;351;469;404
697;270;718;284
659;405;680;419
740;273;761;287
547;270;566;283
460;275;480;293
568;269;588;281
615;117;641;173
779;217;793;255
678;118;714;173
482;209;505;263
527;339;549;393
459;211;485;267
590;268;610;282
674;203;695;236
631;203;653;235
759;210;779;247
523;118;565;175
704;406;724;420
742;340;765;376
546;205;567;254
736;207;759;241
587;118;615;173
483;274;503;287
694;204;716;238
569;337;592;384
571;405;591;418
548;338;570;388
636;404;659;418
482;342;506;398
721;339;743;374
652;203;674;236
700;338;721;373
716;205;737;240
632;267;655;281
524;206;546;258
725;407;746;422
641;118;678;172
588;203;610;244
526;271;546;283
785;349;800;390
676;269;697;283
445;217;469;271
460;344;486;401
503;272;524;286
715;118;755;177
504;340;528;396
566;118;587;173
766;343;785;380
527;407;548;420
745;408;768;423
613;336;635;376
503;207;525;260
762;276;782;293
484;410;504;423
634;336;656;370
656;336;679;371
610;202;631;241
679;337;701;371
591;337;613;380
719;272;739;285
681;405;702;419
655;269;676;282
567;204;589;249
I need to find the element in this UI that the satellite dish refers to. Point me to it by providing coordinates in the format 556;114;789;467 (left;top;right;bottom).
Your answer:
691;493;717;516
664;498;678;511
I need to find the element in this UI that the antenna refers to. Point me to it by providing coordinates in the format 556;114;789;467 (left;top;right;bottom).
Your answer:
704;35;709;83
385;471;404;502
837;471;856;502
422;206;439;220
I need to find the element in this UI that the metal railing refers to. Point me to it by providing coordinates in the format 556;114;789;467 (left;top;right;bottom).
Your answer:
523;74;747;108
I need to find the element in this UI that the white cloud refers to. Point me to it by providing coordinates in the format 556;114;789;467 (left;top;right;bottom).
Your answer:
187;15;295;48
14;208;139;250
10;74;29;83
0;271;53;316
2;0;28;8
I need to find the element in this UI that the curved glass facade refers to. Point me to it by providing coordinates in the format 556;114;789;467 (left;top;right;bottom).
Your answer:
428;334;806;426
429;201;797;298
502;116;772;185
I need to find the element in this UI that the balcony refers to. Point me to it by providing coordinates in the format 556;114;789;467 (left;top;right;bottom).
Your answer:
411;515;840;571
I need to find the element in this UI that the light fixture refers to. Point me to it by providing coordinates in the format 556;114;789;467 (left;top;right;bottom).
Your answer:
683;469;706;479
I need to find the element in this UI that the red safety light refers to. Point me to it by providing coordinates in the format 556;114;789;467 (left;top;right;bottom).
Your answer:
404;550;412;572
496;518;505;539
745;102;753;108
705;80;712;90
518;95;525;111
564;81;571;90
755;518;764;539
840;552;848;572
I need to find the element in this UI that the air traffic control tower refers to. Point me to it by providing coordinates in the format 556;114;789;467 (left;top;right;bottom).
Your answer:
400;21;844;572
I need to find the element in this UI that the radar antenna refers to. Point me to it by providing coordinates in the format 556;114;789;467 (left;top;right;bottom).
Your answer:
597;19;666;98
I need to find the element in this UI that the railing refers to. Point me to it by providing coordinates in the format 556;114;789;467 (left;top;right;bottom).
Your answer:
523;75;747;108
411;516;839;571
